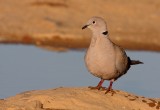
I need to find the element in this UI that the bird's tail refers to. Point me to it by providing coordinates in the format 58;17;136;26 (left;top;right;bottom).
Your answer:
128;57;143;65
131;60;143;65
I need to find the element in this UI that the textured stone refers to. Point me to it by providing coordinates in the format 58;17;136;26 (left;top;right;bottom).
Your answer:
1;87;160;110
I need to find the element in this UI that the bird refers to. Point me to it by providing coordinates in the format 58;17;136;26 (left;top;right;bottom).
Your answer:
82;16;143;94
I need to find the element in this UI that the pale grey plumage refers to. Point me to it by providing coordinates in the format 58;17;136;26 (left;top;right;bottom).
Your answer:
82;16;143;93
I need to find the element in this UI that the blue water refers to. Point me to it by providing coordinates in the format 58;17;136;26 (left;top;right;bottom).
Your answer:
0;45;159;98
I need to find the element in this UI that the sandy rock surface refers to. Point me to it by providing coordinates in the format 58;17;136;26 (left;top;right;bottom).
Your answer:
0;87;160;110
0;0;160;51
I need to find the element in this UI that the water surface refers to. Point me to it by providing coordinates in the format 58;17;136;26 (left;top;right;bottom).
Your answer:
0;45;159;98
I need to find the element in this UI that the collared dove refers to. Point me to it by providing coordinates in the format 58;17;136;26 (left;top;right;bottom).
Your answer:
82;16;143;94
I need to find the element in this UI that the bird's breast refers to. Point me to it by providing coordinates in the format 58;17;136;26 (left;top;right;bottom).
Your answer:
85;39;117;79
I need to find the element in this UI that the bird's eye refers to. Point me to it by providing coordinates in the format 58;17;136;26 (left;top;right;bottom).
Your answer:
92;21;95;24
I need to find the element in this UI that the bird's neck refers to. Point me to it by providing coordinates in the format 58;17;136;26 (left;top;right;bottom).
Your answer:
90;31;111;47
92;28;108;36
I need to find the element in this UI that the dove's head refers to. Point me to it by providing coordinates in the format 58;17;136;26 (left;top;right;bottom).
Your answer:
82;16;108;33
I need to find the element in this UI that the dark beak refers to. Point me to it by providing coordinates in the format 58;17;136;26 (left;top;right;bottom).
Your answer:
82;25;88;30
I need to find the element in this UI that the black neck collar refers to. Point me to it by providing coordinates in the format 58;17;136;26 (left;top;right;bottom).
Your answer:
102;31;108;35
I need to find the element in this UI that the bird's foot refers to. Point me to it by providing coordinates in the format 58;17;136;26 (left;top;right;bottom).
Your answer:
104;79;115;95
88;86;107;91
105;88;116;96
89;79;106;90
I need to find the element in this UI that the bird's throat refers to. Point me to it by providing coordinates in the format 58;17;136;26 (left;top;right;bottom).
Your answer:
90;37;97;47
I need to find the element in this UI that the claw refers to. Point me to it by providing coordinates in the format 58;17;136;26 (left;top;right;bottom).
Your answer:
88;79;105;90
105;79;115;96
88;79;116;95
88;86;107;90
105;88;116;96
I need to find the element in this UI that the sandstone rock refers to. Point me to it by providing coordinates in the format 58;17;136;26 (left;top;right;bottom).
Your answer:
0;0;160;51
0;87;160;110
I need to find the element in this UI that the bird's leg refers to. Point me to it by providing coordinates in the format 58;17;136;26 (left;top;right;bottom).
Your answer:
105;79;116;95
89;79;106;90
